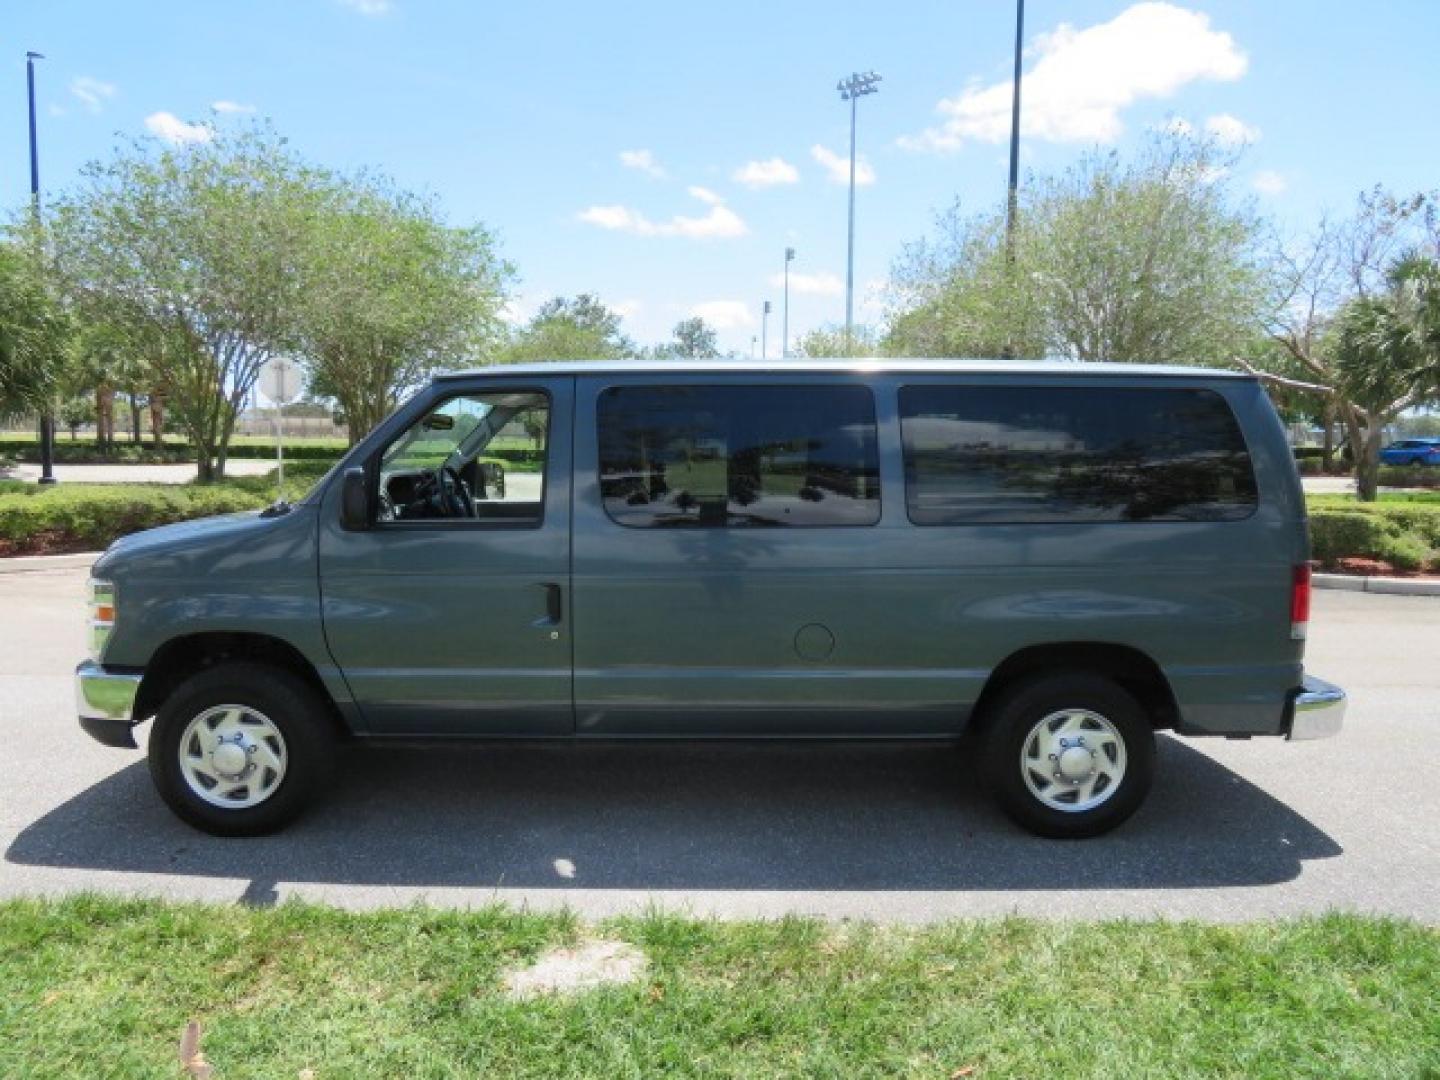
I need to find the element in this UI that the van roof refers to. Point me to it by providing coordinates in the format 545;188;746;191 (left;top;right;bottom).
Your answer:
434;358;1253;381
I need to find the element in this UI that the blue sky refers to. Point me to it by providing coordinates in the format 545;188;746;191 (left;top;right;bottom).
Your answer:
5;1;1440;354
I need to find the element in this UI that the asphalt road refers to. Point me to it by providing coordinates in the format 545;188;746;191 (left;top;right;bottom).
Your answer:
2;567;1436;922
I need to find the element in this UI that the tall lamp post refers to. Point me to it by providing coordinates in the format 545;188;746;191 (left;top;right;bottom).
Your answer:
837;70;881;355
1005;0;1025;261
761;301;772;360
26;50;57;485
781;247;794;357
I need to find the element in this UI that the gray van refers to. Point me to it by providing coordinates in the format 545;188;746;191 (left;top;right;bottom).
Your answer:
76;360;1345;839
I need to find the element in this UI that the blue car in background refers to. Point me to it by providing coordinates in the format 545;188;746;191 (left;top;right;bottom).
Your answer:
1380;438;1440;466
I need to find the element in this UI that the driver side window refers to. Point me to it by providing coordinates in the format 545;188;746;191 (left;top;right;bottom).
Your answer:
376;389;549;527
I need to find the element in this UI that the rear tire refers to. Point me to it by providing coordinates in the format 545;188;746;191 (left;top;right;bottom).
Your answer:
148;661;335;837
977;672;1155;839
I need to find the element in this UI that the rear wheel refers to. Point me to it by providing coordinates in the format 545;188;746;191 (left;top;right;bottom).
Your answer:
148;662;335;836
977;672;1155;839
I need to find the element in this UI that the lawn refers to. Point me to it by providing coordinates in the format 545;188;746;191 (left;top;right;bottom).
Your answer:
0;898;1435;1079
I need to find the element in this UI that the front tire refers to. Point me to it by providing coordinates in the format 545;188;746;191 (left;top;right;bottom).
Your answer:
148;662;335;836
977;672;1155;839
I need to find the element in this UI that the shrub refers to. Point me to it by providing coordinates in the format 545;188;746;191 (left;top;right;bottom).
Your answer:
1378;465;1440;490
1309;505;1439;571
0;485;267;553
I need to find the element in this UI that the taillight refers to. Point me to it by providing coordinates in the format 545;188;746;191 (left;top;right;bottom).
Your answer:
1290;564;1311;640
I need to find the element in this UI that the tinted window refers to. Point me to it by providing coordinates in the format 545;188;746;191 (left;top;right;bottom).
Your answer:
900;386;1257;524
599;385;880;527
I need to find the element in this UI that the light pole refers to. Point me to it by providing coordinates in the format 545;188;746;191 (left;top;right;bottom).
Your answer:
782;247;794;357
761;301;772;360
1005;1;1025;262
837;70;880;355
26;50;57;485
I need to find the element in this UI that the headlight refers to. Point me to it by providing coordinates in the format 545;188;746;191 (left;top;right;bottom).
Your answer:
88;579;116;661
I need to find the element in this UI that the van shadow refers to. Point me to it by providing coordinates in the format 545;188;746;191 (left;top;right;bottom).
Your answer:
6;736;1339;893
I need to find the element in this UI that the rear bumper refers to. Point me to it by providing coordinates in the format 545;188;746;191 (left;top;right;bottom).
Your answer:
1285;674;1346;741
76;660;144;749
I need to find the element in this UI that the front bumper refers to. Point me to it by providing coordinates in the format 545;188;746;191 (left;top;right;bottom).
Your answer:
1286;674;1346;741
76;660;144;749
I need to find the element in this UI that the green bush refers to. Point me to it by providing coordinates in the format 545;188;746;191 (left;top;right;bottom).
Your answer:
0;485;268;553
1309;506;1439;571
1378;464;1440;490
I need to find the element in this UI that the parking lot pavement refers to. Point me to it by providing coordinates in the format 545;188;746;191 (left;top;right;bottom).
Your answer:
2;569;1436;923
3;461;275;484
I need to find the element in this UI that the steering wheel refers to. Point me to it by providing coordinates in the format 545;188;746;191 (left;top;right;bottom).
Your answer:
436;464;476;518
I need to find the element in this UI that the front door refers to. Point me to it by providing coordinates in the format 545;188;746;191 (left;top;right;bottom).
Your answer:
318;377;573;735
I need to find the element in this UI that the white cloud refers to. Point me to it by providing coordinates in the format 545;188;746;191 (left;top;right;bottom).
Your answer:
900;2;1247;152
144;112;213;145
690;300;753;330
732;157;800;188
1253;169;1287;196
69;76;116;114
613;298;643;320
577;187;747;239
811;144;875;186
769;270;844;296
1204;112;1260;144
337;0;391;15
619;149;666;179
211;100;257;115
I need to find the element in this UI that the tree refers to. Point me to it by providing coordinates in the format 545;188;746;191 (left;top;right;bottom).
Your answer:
52;125;322;479
296;179;513;443
0;236;71;422
795;323;881;358
886;135;1267;365
1332;253;1440;497
497;294;633;363
667;317;720;359
58;395;95;439
1257;187;1438;489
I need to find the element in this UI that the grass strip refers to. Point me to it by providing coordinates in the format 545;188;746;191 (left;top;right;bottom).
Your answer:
1;897;1435;1078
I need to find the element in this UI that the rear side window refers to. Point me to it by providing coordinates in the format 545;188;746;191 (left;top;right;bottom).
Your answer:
899;386;1257;524
598;385;881;527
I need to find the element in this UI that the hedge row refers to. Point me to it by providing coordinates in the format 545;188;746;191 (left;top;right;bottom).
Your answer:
0;485;270;553
1310;502;1440;571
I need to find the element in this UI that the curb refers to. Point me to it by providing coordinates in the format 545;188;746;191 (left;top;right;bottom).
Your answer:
1314;572;1440;597
0;552;101;575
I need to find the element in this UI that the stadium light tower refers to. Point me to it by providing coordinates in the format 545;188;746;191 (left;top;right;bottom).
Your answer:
761;300;772;360
837;70;881;355
782;247;795;358
26;50;57;485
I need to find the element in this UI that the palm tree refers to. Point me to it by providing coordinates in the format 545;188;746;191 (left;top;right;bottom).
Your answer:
1334;252;1440;499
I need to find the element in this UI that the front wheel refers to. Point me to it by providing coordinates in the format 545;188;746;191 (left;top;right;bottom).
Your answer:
148;662;335;836
977;672;1155;839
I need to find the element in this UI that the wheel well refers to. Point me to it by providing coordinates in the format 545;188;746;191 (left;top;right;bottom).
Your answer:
972;643;1179;731
133;632;349;737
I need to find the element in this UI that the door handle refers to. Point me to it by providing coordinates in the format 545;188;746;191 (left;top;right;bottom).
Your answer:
538;582;563;626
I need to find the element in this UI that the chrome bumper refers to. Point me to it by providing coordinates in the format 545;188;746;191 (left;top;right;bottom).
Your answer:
76;660;144;748
1287;674;1346;741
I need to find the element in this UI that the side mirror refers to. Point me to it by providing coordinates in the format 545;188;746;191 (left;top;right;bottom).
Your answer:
339;467;371;531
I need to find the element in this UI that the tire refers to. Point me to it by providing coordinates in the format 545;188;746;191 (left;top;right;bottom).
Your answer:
148;661;336;837
976;671;1155;839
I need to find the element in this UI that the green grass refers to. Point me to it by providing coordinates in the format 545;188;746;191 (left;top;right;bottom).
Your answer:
1308;491;1440;507
0;898;1435;1079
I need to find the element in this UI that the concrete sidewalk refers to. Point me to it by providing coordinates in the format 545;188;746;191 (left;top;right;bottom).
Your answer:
3;461;274;485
